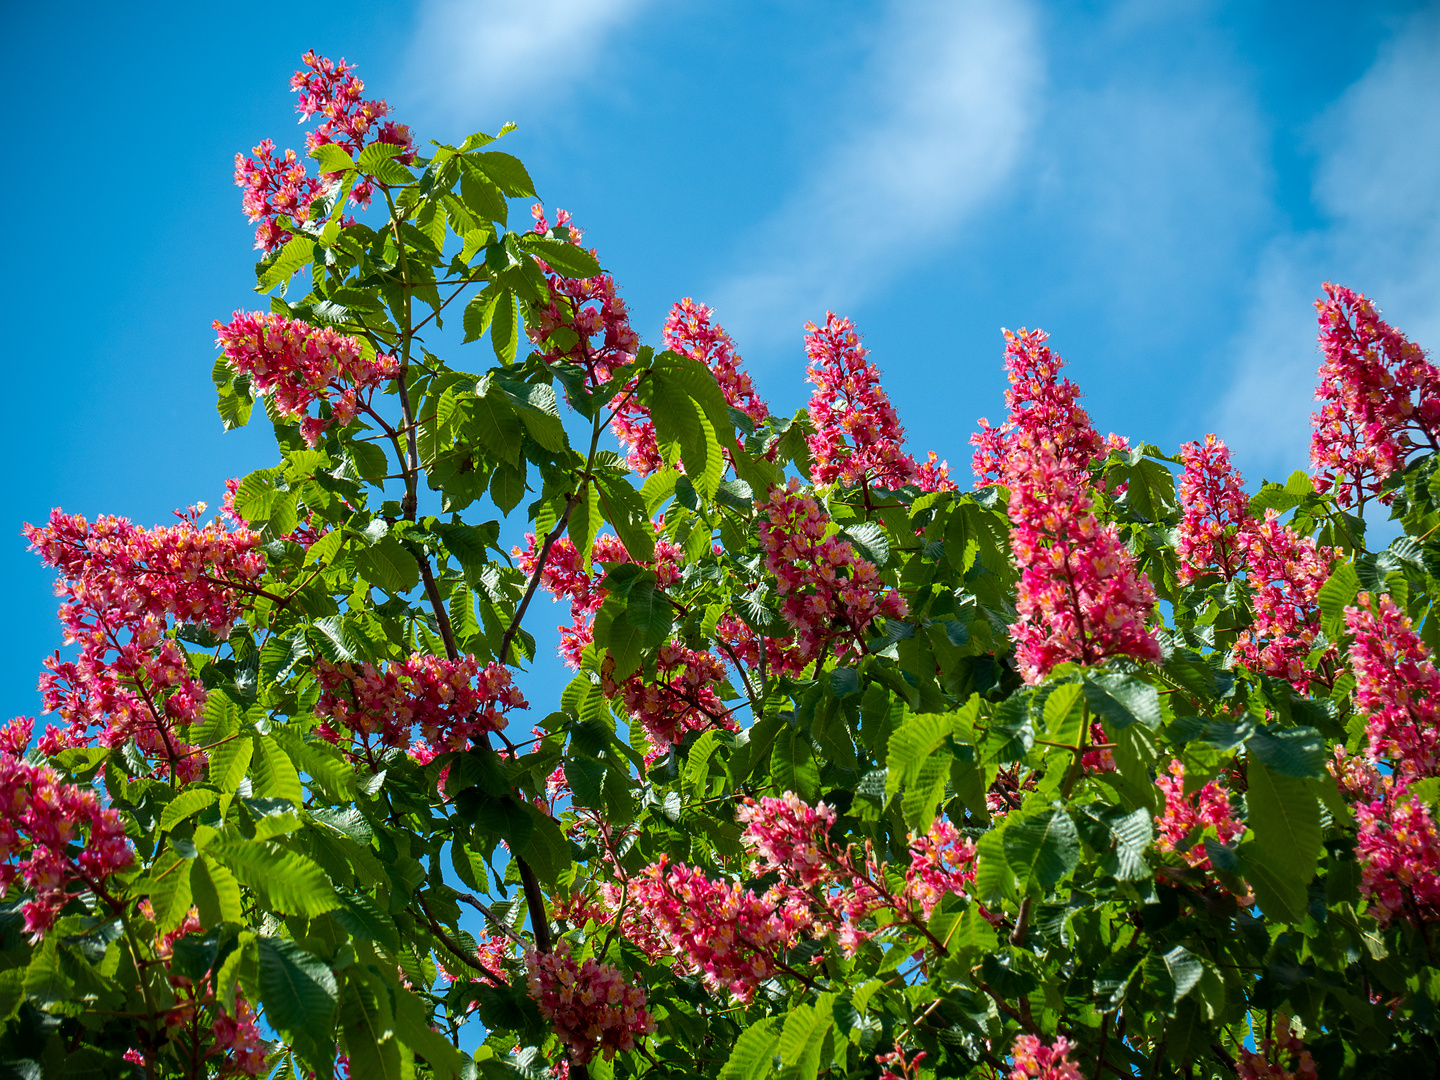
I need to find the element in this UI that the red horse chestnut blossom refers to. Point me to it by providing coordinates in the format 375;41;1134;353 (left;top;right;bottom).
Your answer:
759;480;907;661
804;313;918;489
1177;435;1252;583
214;312;399;447
972;327;1106;488
1005;433;1161;682
315;652;527;759
523;945;655;1064
1345;593;1440;776
0;719;133;939
1008;1034;1083;1080
25;505;265;780
1236;1025;1319;1080
1154;760;1244;871
236;51;414;250
1310;282;1440;506
665;298;769;428
1233;511;1335;693
601;641;734;753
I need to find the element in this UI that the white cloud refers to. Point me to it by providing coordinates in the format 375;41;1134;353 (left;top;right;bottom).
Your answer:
709;0;1042;347
403;0;651;126
1217;12;1440;479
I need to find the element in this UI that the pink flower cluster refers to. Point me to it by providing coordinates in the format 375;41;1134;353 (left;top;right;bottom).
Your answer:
209;996;268;1077
904;819;979;919
1005;434;1161;683
736;790;839;888
528;208;639;385
1346;593;1440;774
1176;435;1251;583
314;652;527;759
1232;511;1335;693
1342;595;1440;926
666;298;770;429
877;1046;928;1080
515;533;643;668
971;328;1105;488
236;52;413;251
0;718;133;939
601;641;734;752
1008;1034;1083;1080
1236;1027;1319;1080
1153;760;1244;870
523;944;655;1064
621;855;812;1002
1310;282;1439;507
214;311;399;447
25;507;265;780
758;480;907;661
804;313;919;489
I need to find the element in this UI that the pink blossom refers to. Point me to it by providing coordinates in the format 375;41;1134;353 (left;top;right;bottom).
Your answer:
1005;433;1161;683
1153;760;1244;870
664;298;769;427
758;480;907;662
1233;511;1335;693
877;1046;927;1080
1177;435;1252;583
214;312;398;448
622;856;811;1002
736;792;839;888
1353;780;1440;928
1345;593;1440;777
1310;282;1439;507
235;52;413;251
524;944;655;1064
1008;1034;1083;1080
972;328;1105;488
315;652;527;759
1236;1026;1319;1080
0;718;133;939
602;641;735;752
25;506;265;780
904;819;978;918
804;313;918;489
209;994;268;1077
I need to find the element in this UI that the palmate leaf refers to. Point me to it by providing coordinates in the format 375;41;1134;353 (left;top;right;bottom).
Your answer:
777;993;836;1080
1245;758;1322;890
260;936;339;1041
1003;805;1080;895
204;836;339;916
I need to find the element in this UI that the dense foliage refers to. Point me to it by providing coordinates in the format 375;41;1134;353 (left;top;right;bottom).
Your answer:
5;53;1440;1080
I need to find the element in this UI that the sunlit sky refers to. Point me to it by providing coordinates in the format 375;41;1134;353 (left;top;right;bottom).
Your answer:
3;0;1438;724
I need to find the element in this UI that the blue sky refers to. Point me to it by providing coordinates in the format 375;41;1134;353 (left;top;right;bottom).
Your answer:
3;0;1439;726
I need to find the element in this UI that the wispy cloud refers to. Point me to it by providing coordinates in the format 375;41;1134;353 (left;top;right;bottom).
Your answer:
709;0;1042;348
402;0;652;127
1217;12;1440;479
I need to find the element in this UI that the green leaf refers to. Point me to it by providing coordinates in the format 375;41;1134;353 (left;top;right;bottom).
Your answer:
884;711;957;799
257;235;315;292
354;534;420;596
720;1017;782;1080
841;521;890;566
192;855;243;926
1084;673;1161;730
596;474;656;562
1003;805;1080;895
159;787;220;831
205;836;339;916
463;287;501;344
1245;758;1321;894
1236;843;1307;922
259;936;339;1036
1317;561;1361;640
474;151;536;197
394;982;465;1079
341;974;404;1080
625;574;674;648
524;237;601;279
251;736;303;805
1247;726;1327;779
778;993;836;1080
356;141;413;184
208;737;254;793
149;852;195;935
310;144;355;174
1145;944;1203;1008
491;288;519;365
334;892;402;954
